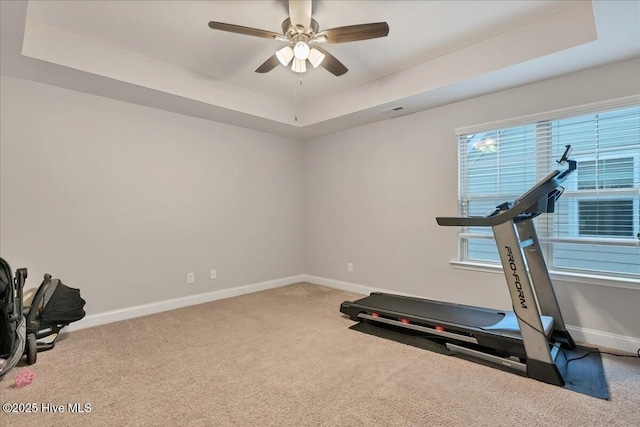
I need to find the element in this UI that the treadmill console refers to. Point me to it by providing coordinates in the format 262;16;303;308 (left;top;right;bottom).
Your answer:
436;145;577;227
507;145;576;220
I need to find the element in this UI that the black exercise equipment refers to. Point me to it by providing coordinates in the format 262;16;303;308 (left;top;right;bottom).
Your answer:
340;146;609;397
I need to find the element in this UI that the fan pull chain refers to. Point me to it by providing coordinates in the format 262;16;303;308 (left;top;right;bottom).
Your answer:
294;75;303;122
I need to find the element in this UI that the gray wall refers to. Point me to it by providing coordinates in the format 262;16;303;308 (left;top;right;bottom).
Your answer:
304;59;640;345
0;76;305;314
1;58;638;349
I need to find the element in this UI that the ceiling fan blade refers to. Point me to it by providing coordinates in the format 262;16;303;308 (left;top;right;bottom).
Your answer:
313;46;348;76
255;55;281;73
289;0;312;29
317;22;389;44
208;22;282;40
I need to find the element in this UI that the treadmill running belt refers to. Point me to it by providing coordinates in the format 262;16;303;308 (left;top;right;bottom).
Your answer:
355;293;505;328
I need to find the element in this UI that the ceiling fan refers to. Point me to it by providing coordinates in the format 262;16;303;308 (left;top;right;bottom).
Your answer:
208;0;389;76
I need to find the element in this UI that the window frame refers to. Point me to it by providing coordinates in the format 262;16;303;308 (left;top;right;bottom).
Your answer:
454;95;640;288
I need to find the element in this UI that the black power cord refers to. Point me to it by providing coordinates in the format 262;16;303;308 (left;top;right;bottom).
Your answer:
513;311;640;364
559;347;640;365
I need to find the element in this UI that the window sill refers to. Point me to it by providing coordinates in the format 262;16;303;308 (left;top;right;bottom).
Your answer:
450;261;639;291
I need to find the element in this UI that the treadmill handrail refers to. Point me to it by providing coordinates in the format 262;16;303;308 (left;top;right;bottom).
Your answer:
437;168;567;227
436;171;560;227
437;146;577;227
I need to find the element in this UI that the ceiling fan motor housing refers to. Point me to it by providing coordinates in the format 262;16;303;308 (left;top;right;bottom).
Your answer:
282;18;319;41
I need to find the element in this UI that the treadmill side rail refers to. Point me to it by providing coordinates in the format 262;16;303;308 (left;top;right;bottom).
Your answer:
446;343;526;374
358;313;479;344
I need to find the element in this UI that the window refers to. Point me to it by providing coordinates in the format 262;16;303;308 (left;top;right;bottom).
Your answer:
578;200;633;237
574;156;636;238
578;158;634;190
457;103;640;279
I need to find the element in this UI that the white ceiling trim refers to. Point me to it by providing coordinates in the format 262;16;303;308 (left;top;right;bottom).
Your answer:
20;2;596;128
22;18;295;125
302;2;597;126
1;1;638;139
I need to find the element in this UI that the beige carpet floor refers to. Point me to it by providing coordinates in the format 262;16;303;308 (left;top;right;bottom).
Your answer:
1;283;639;426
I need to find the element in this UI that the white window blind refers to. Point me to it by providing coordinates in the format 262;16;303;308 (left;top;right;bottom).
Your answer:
458;105;640;279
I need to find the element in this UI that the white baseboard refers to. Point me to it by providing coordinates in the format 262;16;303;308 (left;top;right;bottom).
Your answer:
67;274;305;331
303;274;640;354
566;326;640;354
302;274;421;298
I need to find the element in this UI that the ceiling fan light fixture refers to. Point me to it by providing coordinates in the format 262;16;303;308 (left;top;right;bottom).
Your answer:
291;57;307;73
293;41;310;60
308;48;325;68
276;46;294;66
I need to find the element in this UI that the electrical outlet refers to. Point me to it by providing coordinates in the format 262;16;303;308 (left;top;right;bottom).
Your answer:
187;273;195;284
347;263;353;273
210;269;217;279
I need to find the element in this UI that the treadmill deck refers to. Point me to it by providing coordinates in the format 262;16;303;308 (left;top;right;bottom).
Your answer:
348;293;554;338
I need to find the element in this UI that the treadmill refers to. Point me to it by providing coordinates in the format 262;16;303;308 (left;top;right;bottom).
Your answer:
340;146;578;386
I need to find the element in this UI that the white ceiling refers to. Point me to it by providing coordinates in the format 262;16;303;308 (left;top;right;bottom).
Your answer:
22;0;579;102
1;1;640;139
